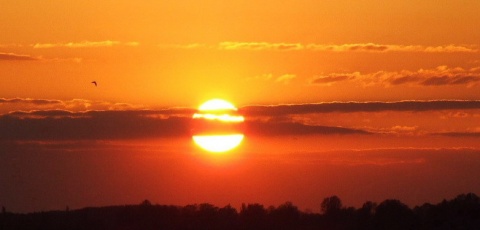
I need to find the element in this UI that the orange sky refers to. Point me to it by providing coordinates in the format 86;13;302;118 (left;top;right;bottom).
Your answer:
1;0;480;213
2;0;480;106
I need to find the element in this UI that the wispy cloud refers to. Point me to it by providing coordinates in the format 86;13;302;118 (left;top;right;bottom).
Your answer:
160;42;478;53
0;98;151;114
0;98;62;105
33;40;139;49
245;74;297;84
307;43;478;53
310;73;359;86
219;42;304;51
310;66;480;87
0;52;38;61
275;74;296;84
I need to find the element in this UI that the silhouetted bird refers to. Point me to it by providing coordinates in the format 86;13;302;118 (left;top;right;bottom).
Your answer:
91;81;97;86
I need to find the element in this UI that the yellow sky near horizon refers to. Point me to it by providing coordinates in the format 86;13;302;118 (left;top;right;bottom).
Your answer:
2;0;480;107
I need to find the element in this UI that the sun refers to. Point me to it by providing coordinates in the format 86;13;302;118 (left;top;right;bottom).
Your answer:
192;134;244;153
198;99;238;111
192;99;245;153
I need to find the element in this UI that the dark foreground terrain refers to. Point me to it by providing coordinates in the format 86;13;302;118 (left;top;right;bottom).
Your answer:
1;193;479;230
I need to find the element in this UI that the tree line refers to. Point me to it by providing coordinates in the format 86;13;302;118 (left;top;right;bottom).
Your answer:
1;193;479;230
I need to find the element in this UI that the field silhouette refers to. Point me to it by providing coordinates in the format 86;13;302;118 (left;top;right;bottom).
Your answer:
1;193;479;230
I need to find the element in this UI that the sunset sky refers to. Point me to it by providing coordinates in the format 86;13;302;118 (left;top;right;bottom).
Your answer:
1;0;480;213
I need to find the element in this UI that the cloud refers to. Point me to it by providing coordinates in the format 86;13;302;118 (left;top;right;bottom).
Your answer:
0;110;192;140
0;107;373;140
245;74;297;84
219;42;304;51
376;126;420;136
0;98;62;105
245;120;370;136
310;73;359;85
309;66;480;87
275;74;296;84
433;132;480;137
3;98;479;140
241;100;480;116
33;40;139;48
161;42;478;53
0;52;38;61
0;98;165;114
384;66;480;87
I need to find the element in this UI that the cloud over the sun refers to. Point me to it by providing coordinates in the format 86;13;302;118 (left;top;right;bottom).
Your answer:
3;98;480;140
0;109;370;141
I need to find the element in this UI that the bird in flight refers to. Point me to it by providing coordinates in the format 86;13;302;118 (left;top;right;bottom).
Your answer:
91;81;97;87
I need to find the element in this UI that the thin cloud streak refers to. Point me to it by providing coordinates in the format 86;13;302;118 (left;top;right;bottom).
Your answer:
275;74;296;84
245;120;370;136
310;66;480;87
33;40;139;48
0;52;38;61
310;73;358;85
0;98;161;114
0;98;62;105
160;42;479;53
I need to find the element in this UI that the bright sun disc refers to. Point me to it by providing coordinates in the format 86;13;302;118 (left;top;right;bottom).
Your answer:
192;134;244;153
192;99;245;153
198;99;237;111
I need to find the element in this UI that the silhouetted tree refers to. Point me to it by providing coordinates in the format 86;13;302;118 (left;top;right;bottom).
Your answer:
140;199;152;206
320;196;354;230
374;199;417;230
356;201;376;230
217;205;239;229
240;203;267;230
415;193;480;229
321;195;343;215
2;193;480;230
268;202;300;229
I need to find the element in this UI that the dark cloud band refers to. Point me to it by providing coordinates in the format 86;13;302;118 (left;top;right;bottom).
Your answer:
241;100;480;116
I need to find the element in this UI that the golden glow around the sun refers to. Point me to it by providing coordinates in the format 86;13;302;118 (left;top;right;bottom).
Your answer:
192;99;245;153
